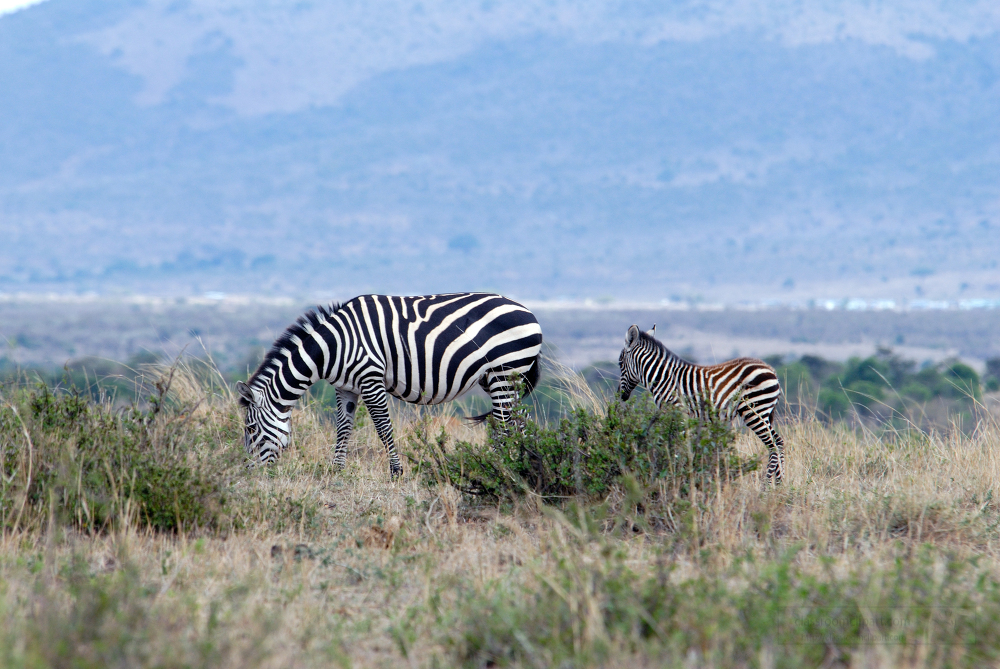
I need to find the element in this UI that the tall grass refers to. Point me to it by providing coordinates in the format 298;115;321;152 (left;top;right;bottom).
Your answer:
1;362;1000;667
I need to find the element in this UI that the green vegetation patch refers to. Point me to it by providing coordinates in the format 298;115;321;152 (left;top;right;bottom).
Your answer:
771;348;992;428
0;381;239;533
406;393;757;504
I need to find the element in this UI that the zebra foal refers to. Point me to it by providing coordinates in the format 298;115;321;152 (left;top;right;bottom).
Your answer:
617;324;786;485
236;293;543;477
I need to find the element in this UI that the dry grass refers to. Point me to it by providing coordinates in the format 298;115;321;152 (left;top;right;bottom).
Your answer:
2;366;1000;667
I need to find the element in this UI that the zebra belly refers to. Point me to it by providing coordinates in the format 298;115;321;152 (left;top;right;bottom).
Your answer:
386;373;482;406
384;350;539;406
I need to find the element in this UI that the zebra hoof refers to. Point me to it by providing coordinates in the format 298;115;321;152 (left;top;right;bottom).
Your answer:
390;466;403;480
760;477;782;490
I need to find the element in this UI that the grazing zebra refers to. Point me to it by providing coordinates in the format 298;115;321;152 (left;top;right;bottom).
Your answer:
236;293;543;476
617;324;785;485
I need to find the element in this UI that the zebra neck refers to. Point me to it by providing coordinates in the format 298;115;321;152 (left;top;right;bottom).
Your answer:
644;347;690;400
255;362;312;415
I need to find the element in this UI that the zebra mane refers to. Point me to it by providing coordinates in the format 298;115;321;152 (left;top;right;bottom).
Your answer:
637;330;689;364
241;302;342;406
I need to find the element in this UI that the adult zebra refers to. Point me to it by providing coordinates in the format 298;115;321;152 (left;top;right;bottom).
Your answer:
236;293;543;476
617;325;785;485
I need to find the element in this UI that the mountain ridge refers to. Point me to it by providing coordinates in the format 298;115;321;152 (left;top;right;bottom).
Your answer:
1;0;998;300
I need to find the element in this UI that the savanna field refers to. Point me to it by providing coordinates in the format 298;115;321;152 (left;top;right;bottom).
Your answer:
3;360;1000;668
4;3;1000;669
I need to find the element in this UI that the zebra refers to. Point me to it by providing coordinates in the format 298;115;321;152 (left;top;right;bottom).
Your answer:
236;293;543;477
617;324;785;485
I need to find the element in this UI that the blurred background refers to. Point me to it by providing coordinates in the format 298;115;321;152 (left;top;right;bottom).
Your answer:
1;0;998;423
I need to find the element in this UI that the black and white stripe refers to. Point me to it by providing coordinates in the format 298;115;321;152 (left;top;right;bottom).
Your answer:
618;324;785;485
237;293;543;476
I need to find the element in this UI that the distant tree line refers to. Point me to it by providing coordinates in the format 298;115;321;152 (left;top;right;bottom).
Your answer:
0;352;162;405
763;348;999;429
573;350;1000;431
4;348;998;430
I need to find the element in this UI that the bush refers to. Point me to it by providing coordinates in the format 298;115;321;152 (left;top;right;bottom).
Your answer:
0;380;237;533
985;357;1000;392
406;393;756;504
900;382;932;402
944;361;981;399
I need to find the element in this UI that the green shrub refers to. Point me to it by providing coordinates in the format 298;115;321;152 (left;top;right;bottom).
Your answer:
406;394;756;504
817;386;851;418
985;358;1000;392
0;381;236;533
841;379;886;411
944;361;981;399
900;382;933;402
132;459;228;532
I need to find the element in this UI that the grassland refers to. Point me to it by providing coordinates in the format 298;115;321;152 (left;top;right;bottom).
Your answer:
2;364;1000;667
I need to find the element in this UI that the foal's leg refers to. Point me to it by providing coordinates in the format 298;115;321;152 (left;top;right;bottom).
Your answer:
737;401;785;486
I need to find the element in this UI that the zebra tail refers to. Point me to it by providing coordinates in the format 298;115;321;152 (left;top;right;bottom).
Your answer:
465;354;542;424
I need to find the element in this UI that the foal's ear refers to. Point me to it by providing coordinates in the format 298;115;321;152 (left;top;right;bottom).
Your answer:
236;381;256;405
625;324;641;349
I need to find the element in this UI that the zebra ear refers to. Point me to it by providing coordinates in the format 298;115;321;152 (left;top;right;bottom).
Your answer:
625;324;640;349
236;381;256;405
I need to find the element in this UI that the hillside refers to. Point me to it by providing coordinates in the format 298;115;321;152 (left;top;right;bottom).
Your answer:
1;0;998;300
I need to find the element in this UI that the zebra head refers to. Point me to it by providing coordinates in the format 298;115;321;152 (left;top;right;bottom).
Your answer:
618;324;645;401
236;380;289;465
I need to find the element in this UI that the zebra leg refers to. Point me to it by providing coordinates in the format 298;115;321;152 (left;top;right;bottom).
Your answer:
768;426;786;485
359;379;403;478
738;402;784;487
333;388;359;469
